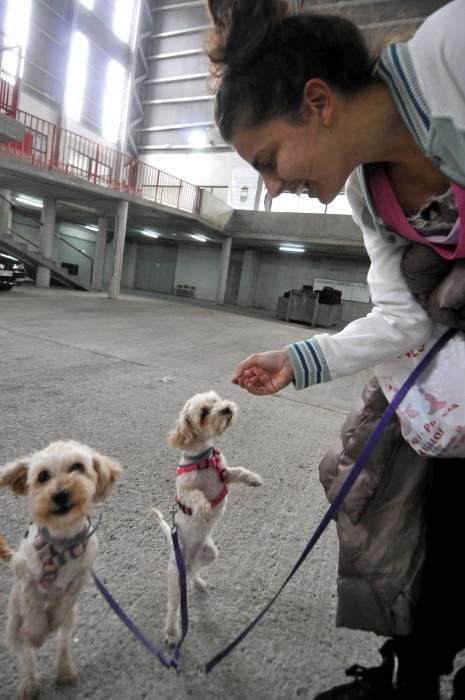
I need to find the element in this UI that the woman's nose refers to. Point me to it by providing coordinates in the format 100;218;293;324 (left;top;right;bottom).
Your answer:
262;173;284;198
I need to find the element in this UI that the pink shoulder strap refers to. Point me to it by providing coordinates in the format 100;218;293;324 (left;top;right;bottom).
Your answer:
367;163;465;260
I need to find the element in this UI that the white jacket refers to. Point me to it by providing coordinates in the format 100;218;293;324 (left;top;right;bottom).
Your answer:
287;0;465;390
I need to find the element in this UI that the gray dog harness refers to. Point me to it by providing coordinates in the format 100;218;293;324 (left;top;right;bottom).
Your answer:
32;516;100;590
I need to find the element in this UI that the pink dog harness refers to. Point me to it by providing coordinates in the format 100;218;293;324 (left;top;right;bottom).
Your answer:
176;447;229;515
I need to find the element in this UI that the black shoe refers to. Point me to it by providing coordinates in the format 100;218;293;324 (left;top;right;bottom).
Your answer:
452;666;465;700
313;641;397;699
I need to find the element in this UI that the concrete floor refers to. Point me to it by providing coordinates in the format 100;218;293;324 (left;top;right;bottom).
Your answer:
0;285;457;699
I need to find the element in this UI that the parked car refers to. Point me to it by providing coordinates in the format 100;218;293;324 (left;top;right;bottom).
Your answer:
0;252;26;291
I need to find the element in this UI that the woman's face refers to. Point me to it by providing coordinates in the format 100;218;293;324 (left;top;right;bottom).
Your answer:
232;105;351;205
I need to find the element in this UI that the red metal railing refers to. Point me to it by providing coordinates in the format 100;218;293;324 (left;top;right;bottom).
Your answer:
0;41;21;117
2;109;56;165
54;128;135;192
129;159;199;212
0;107;203;215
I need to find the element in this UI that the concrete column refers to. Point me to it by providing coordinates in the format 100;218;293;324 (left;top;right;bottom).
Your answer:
216;236;232;305
36;197;56;288
108;200;128;300
237;249;259;307
123;241;138;289
264;192;273;212
91;216;107;291
0;189;12;233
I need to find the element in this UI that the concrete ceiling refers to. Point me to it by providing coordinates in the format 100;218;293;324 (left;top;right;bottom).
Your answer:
0;157;227;247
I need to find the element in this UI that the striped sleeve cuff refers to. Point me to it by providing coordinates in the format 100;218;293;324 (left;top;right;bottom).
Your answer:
286;338;331;390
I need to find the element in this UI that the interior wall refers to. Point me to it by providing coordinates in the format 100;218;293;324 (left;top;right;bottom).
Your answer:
10;212;40;248
254;251;370;321
142;151;251;188
134;242;177;293
57;223;96;282
174;244;221;302
18;92;59;125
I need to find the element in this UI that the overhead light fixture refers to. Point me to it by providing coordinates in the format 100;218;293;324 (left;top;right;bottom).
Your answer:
279;245;305;253
188;130;208;149
84;224;98;231
15;194;43;208
190;234;207;242
141;229;159;238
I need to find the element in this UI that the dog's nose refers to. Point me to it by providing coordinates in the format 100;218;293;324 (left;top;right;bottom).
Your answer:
222;406;232;416
52;490;70;506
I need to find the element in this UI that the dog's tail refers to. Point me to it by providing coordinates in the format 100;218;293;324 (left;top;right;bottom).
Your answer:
150;507;172;543
0;535;13;562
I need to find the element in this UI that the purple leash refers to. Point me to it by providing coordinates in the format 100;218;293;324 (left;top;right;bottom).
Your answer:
92;521;189;670
203;328;457;673
170;525;189;669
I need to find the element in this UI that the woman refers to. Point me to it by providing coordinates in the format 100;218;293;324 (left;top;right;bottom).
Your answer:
206;0;465;698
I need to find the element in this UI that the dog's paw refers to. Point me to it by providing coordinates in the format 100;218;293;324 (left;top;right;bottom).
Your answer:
245;472;263;487
194;574;208;592
56;662;78;684
164;625;180;647
194;501;212;523
17;678;40;700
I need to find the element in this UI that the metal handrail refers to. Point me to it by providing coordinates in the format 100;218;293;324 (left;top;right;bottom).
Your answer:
54;233;94;282
7;227;39;249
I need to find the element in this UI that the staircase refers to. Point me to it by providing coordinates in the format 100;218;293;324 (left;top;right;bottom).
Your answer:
0;231;91;291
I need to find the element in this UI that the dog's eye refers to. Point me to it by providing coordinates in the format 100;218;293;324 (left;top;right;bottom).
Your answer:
37;471;50;484
200;407;210;420
69;462;85;474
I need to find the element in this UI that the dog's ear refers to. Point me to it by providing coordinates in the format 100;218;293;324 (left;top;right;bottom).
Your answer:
92;453;122;502
168;415;195;449
0;459;29;495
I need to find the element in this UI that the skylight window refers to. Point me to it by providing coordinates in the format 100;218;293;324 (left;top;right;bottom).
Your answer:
102;60;126;142
64;32;89;122
113;0;135;44
80;0;94;9
3;0;32;79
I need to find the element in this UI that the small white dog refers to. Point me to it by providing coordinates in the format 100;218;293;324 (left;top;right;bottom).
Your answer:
152;390;263;645
0;441;122;700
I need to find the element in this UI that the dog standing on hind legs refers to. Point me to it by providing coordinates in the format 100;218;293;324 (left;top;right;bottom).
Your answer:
152;390;263;646
0;441;122;699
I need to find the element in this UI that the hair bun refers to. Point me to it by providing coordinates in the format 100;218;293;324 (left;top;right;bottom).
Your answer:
206;0;290;76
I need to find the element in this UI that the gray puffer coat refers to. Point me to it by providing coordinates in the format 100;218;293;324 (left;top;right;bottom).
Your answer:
319;243;465;637
319;378;431;637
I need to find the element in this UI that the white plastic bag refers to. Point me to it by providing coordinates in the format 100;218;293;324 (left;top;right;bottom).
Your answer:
376;329;465;457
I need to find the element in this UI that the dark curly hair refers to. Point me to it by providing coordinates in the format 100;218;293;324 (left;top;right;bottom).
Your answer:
206;0;374;142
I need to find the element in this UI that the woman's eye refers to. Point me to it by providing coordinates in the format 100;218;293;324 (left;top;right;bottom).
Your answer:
37;471;50;484
70;462;85;474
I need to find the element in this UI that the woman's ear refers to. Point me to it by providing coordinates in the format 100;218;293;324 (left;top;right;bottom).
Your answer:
92;453;122;502
168;414;195;449
302;78;334;125
0;459;29;495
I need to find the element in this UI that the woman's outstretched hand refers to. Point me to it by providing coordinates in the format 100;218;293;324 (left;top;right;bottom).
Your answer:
231;349;295;395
